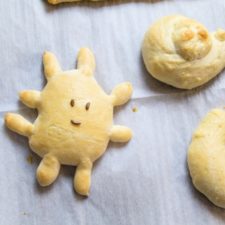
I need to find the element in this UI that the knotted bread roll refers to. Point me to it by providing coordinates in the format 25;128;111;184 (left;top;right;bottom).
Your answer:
142;15;225;89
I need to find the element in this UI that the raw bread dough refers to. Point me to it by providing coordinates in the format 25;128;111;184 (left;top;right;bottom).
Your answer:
5;48;133;196
188;109;225;208
142;15;225;89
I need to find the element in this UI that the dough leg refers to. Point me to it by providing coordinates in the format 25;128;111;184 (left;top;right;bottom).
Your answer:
36;154;60;186
110;125;132;142
4;113;34;137
74;159;92;196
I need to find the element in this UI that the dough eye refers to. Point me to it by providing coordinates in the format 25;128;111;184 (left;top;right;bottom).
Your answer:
85;102;90;111
70;99;75;107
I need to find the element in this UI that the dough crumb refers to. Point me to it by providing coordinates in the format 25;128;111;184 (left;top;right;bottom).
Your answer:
132;107;138;112
26;155;33;164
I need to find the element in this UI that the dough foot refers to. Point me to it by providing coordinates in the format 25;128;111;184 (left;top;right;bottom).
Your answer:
36;154;60;186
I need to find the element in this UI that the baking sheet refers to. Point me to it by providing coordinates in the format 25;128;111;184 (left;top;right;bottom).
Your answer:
1;0;225;224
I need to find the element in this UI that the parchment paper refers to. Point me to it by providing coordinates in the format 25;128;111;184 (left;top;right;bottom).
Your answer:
1;0;225;224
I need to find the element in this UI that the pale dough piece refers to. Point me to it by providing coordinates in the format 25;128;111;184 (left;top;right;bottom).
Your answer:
142;15;225;89
5;48;133;196
188;109;225;208
48;0;102;4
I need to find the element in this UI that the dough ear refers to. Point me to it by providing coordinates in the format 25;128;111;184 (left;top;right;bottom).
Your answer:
77;48;96;76
43;51;62;80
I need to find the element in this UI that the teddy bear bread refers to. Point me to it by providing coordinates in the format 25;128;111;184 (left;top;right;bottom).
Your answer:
48;0;102;4
188;108;225;208
142;15;225;89
4;48;133;196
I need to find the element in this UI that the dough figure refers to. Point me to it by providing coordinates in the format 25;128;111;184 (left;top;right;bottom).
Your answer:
5;48;133;196
188;109;225;208
142;15;225;89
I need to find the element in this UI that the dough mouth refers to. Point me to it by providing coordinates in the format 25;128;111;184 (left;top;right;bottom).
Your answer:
71;120;81;126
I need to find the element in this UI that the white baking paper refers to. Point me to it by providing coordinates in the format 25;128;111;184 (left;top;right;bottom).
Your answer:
1;0;225;224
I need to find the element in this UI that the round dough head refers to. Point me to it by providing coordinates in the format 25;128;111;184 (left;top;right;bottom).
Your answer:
142;15;225;89
188;109;225;208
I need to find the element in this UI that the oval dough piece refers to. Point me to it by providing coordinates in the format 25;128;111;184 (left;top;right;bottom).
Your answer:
142;15;225;89
188;108;225;208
